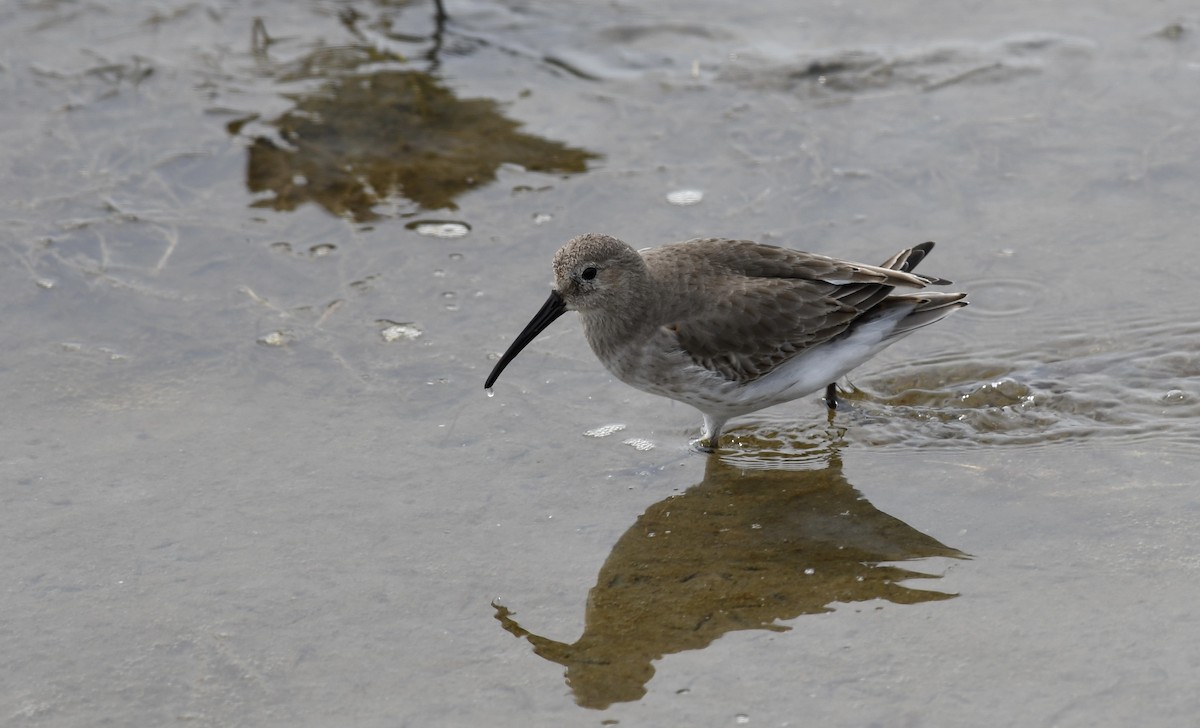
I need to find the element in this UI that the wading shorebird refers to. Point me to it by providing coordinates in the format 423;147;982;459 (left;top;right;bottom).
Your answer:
484;233;967;452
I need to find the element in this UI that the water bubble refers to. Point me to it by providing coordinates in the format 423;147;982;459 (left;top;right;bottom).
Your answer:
735;715;750;725
532;212;553;225
308;243;336;257
622;437;656;451
804;567;815;575
379;322;423;342
584;424;627;438
257;330;293;347
1163;389;1187;403
666;189;704;206
408;220;471;238
958;377;1031;407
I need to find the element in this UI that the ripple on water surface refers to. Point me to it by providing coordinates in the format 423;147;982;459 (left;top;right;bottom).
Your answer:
726;317;1200;458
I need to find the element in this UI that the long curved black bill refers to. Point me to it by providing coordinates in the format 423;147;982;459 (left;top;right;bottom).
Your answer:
484;290;567;389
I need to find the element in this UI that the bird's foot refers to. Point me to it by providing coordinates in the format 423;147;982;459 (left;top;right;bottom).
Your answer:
689;436;718;454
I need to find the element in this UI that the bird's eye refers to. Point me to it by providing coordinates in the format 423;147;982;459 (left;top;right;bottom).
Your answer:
581;266;598;281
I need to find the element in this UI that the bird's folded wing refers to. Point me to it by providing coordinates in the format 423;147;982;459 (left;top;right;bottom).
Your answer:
668;278;859;383
670;238;940;287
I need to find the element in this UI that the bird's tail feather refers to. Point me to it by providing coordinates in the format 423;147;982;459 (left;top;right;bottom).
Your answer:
884;292;969;339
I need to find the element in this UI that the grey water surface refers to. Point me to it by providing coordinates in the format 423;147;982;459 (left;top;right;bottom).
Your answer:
2;1;1199;726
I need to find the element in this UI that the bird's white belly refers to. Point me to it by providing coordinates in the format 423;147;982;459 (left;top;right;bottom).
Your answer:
601;307;911;417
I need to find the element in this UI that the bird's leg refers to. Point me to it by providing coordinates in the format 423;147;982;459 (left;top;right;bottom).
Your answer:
824;382;839;410
692;413;725;454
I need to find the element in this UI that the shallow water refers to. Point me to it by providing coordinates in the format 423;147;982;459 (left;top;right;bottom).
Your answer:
2;0;1199;726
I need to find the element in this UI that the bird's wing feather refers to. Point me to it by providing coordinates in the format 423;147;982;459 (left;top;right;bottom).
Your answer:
666;238;943;287
669;278;859;382
647;239;942;383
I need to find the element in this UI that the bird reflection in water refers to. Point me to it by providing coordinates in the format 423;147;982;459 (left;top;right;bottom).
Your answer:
494;450;966;709
235;4;598;220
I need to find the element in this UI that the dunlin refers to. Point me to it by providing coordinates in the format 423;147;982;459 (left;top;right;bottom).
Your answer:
485;234;967;451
